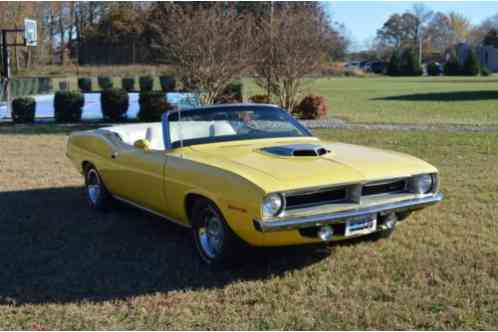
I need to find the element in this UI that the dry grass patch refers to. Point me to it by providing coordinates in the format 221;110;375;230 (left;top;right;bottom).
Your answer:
0;125;496;329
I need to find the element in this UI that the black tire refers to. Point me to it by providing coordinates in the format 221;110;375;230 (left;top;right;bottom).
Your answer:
191;198;244;267
84;165;112;211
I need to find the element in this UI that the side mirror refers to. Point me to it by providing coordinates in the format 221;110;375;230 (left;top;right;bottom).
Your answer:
134;139;150;150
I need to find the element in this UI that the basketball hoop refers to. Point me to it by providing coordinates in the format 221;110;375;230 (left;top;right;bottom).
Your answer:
1;18;37;118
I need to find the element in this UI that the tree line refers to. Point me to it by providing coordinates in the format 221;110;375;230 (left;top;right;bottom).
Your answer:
0;2;348;111
367;4;498;62
0;2;349;67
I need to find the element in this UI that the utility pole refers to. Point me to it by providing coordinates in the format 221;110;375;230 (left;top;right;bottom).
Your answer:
419;33;423;67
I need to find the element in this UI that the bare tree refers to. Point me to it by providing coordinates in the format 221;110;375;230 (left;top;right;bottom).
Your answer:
148;3;254;105
253;4;331;112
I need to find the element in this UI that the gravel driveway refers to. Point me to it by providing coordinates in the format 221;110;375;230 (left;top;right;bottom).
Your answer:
301;119;498;133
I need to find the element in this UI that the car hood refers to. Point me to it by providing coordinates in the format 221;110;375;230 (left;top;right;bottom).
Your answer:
186;137;438;193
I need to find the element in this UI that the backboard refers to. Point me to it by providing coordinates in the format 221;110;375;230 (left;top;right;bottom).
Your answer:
24;19;37;46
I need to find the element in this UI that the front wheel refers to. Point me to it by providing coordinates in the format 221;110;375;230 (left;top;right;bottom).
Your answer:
191;198;243;266
84;165;112;211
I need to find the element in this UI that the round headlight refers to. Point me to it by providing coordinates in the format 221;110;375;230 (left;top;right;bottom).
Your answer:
262;193;284;219
414;174;433;194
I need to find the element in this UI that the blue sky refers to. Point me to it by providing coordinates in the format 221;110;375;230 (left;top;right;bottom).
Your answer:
325;1;498;50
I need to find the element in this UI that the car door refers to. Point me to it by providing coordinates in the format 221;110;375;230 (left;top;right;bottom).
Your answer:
109;148;167;214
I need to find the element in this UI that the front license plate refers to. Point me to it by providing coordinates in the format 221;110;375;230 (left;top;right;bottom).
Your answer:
345;215;377;237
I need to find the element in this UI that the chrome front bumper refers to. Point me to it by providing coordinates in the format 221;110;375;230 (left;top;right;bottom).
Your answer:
253;192;443;232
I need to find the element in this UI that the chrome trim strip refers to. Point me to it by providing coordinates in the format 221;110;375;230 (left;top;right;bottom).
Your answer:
113;195;191;228
254;192;443;232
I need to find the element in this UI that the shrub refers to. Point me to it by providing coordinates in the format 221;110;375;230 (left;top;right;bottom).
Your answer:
222;81;243;102
462;49;480;76
121;77;135;92
97;76;113;90
159;76;176;92
213;81;243;104
293;95;328;120
138;91;172;122
101;88;129;121
344;68;368;77
54;91;84;123
444;51;461;76
319;63;345;76
480;66;491;76
12;97;36;123
387;51;401;76
249;94;271;104
214;95;240;104
400;49;422;76
427;62;442;76
139;75;154;91
78;77;92;92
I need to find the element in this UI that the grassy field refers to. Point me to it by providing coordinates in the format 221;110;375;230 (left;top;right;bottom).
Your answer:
0;124;496;329
245;76;498;125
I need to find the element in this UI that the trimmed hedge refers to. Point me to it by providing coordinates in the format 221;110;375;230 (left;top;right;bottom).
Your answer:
139;75;154;92
249;94;271;104
138;91;172;122
78;77;92;92
293;95;328;120
12;97;36;123
54;91;84;123
121;77;135;92
159;76;176;92
98;76;113;90
101;88;129;121
222;81;243;102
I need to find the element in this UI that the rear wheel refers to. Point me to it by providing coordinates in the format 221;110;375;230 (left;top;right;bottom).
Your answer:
191;198;243;266
84;165;112;211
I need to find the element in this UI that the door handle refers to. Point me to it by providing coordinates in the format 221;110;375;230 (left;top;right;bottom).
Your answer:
111;152;119;159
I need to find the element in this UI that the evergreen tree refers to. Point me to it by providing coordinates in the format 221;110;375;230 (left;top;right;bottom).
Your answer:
387;50;401;76
400;48;422;76
444;50;461;76
462;49;480;76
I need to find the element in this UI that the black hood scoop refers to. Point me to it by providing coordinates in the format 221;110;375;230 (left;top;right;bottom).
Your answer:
261;144;329;157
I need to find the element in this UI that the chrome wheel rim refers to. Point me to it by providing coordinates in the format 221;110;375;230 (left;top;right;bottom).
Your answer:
87;169;101;205
198;207;224;259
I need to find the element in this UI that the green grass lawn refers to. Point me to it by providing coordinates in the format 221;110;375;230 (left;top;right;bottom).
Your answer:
0;125;496;329
245;76;498;125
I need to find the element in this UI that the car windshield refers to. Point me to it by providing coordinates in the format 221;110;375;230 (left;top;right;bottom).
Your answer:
167;105;311;148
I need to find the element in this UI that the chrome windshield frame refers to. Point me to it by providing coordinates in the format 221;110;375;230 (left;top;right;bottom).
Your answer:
161;104;312;150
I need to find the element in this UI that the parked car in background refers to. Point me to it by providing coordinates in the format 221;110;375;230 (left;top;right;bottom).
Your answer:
66;104;443;266
369;61;386;74
345;61;361;70
359;61;371;71
426;62;444;76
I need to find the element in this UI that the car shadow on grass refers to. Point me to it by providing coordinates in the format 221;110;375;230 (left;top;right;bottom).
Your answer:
0;186;331;305
372;90;498;102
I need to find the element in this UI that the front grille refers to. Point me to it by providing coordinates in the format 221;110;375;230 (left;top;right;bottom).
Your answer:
362;179;406;196
286;187;348;210
284;179;409;212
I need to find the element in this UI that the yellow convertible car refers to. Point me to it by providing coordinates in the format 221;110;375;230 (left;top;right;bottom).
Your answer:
66;104;443;265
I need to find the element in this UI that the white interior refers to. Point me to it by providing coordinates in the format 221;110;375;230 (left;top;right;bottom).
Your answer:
103;120;236;150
